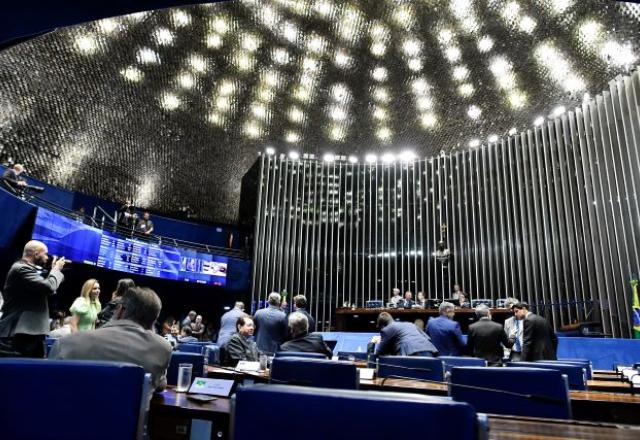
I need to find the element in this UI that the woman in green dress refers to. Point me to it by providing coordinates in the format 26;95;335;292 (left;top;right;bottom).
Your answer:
70;279;102;332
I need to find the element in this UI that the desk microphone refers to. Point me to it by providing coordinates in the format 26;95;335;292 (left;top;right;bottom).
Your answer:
378;373;566;404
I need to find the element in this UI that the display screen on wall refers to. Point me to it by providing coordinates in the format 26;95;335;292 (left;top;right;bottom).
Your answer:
33;208;228;287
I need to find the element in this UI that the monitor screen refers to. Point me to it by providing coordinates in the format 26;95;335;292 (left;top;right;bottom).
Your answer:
31;208;101;265
32;208;229;287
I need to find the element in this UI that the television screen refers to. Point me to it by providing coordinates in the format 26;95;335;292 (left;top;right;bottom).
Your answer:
31;208;102;265
32;208;228;287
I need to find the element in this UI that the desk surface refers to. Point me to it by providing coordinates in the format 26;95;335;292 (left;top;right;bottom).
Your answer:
151;390;640;439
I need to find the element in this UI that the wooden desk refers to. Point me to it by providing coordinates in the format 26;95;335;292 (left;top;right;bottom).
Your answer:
487;414;640;439
335;307;513;332
207;365;269;383
587;379;634;393
149;389;231;440
149;389;640;439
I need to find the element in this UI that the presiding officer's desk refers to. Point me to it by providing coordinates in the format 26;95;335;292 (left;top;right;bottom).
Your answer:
335;307;513;331
150;388;640;440
207;365;640;425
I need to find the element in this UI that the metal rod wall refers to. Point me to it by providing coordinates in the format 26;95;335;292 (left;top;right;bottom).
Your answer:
249;68;640;336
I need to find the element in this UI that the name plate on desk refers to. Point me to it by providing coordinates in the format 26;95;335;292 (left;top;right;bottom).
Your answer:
359;368;375;380
188;378;235;397
236;361;261;372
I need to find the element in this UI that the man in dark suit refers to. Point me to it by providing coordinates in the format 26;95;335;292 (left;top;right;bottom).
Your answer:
399;291;415;308
426;302;466;356
372;312;438;357
0;241;67;357
253;292;287;353
292;294;315;332
467;305;514;366
217;301;246;347
279;312;332;358
49;287;172;391
513;302;558;361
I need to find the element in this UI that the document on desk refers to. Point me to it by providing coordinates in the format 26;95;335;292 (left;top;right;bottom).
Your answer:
188;378;235;397
236;361;261;372
359;368;375;380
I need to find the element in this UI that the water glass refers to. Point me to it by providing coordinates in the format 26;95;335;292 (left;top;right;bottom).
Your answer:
176;363;193;392
259;354;268;370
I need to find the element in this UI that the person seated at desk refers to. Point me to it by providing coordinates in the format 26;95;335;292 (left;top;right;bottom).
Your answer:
225;315;259;367
389;288;402;307
178;326;198;343
279;312;332;358
467;305;514;366
49;287;172;391
415;292;426;308
371;312;438;357
426;302;466;356
457;292;471;308
399;291;415;308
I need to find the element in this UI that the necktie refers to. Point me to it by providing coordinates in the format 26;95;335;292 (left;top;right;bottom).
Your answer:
514;319;522;352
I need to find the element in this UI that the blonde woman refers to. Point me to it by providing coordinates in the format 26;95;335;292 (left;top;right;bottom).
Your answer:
70;279;102;332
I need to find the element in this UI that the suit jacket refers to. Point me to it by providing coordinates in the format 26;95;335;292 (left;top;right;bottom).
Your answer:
279;332;332;358
253;305;287;354
426;316;466;356
376;322;438;356
217;307;245;347
224;333;259;366
503;316;523;357
0;261;64;337
522;313;558;361
398;299;415;308
467;318;513;365
295;308;316;332
49;319;172;391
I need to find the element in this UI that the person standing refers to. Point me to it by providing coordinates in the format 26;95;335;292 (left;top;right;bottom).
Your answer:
0;241;67;357
97;278;135;328
70;279;102;332
372;312;438;357
502;297;523;361
253;292;287;354
513;302;558;361
217;302;246;347
292;295;315;332
1;164;27;194
426;302;466;356
466;305;514;366
136;211;155;236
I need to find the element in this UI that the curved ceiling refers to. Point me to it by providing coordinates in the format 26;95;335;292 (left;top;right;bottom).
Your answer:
0;0;638;223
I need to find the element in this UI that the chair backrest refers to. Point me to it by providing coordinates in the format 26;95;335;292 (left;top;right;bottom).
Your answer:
507;361;587;390
0;359;148;440
377;356;445;382
439;356;487;374
204;344;221;365
167;352;206;386
270;357;359;389
275;351;327;360
449;367;572;420
44;337;57;356
233;384;487;440
546;358;593;380
337;351;369;361
176;343;206;354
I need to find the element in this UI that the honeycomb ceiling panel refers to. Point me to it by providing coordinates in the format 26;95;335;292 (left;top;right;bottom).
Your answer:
0;0;637;223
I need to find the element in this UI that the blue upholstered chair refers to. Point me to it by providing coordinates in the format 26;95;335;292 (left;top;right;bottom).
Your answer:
44;337;57;356
439;356;487;375
270;357;359;389
449;367;572;419
167;352;206;386
233;384;488;440
176;343;220;365
0;359;150;440
507;361;587;390
337;351;369;361
274;351;327;360
377;356;446;382
542;358;593;380
176;342;206;354
204;344;221;365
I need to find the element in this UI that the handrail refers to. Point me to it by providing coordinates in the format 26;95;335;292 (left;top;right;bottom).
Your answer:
17;190;247;259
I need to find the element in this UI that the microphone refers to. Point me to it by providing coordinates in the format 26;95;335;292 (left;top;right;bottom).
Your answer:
377;372;566;404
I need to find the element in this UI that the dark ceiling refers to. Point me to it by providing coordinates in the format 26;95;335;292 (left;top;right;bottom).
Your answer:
0;0;638;224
